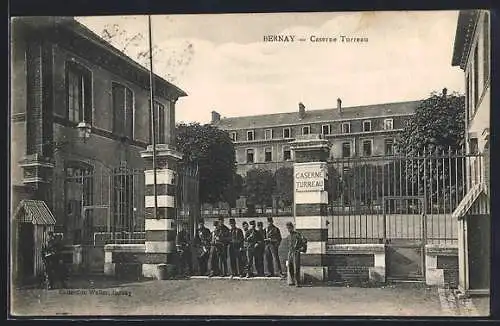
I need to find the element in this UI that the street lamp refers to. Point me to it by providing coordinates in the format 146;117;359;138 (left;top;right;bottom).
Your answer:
77;122;92;143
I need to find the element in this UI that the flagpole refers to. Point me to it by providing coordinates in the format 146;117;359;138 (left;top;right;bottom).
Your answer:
148;15;159;219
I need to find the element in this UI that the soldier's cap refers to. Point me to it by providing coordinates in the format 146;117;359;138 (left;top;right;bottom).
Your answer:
229;218;236;223
242;221;249;226
257;221;263;226
213;220;219;226
198;219;205;224
267;217;274;222
286;222;294;228
218;216;225;221
249;220;256;226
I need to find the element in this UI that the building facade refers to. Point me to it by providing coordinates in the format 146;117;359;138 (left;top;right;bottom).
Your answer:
212;99;419;177
451;9;490;296
11;17;187;249
452;10;490;190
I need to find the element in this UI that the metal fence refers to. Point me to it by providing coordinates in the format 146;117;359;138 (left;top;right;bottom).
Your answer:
326;149;485;245
53;162;200;246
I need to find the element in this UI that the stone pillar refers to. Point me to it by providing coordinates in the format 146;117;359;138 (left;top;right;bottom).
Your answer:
290;134;330;282
141;144;183;279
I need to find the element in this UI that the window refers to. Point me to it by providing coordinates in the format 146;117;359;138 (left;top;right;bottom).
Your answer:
265;148;272;162
302;126;310;135
470;138;479;155
322;124;331;135
341;122;351;134
484;13;490;85
112;83;134;138
363;120;372;132
112;166;134;233
246;149;255;163
149;101;166;144
283;147;291;161
283;127;291;138
230;132;237;141
473;44;479;108
247;130;255;141
383;119;394;130
385;139;394;155
342;142;351;158
265;129;273;140
362;140;372;157
66;62;92;124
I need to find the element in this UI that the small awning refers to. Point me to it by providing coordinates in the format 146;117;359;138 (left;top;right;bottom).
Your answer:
14;200;56;225
452;183;489;220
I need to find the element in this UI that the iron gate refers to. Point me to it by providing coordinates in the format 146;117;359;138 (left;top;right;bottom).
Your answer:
52;161;200;274
326;149;485;280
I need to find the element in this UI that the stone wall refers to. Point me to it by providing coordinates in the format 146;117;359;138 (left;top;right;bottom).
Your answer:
425;244;458;288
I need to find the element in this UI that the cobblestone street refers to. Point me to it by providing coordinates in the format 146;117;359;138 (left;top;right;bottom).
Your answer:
10;277;489;317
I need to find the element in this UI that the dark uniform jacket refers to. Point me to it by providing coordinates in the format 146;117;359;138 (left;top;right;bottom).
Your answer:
194;227;212;248
230;227;244;247
219;224;231;245
255;228;265;248
265;225;282;246
288;231;308;253
243;228;259;249
176;230;191;252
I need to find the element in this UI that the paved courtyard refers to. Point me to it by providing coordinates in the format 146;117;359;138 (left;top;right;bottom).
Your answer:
10;277;489;317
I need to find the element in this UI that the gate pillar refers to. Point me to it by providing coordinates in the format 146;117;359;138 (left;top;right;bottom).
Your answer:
290;134;330;282
141;144;183;279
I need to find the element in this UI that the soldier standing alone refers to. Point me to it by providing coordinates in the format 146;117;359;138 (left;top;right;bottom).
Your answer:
286;222;307;287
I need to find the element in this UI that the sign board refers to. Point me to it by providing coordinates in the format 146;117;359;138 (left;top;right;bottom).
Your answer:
294;165;327;192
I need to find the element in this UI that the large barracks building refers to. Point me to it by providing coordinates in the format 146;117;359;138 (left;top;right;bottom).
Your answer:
211;99;419;177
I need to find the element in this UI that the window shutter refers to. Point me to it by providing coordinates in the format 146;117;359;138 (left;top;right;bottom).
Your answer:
125;88;134;138
112;84;125;135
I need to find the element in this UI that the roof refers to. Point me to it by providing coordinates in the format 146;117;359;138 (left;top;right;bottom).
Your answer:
14;17;187;99
214;100;419;130
451;10;480;69
451;183;489;220
14;200;56;225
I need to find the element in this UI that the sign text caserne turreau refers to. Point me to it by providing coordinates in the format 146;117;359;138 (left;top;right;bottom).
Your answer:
295;170;324;191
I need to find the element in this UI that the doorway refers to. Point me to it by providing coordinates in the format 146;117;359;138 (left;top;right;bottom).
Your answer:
18;223;34;280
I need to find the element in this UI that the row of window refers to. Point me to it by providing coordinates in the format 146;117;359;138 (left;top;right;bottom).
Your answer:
65;61;167;143
465;12;489;121
243;139;395;163
230;119;394;142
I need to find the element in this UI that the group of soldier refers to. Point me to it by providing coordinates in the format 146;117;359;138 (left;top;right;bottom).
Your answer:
177;216;308;286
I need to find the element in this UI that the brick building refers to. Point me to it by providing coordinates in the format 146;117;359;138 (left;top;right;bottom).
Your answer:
211;99;419;177
10;17;186;278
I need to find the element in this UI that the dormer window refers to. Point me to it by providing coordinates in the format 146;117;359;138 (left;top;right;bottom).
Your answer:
302;126;310;135
341;122;351;134
265;129;273;140
230;132;237;141
322;124;331;135
383;119;394;130
363;120;372;132
247;130;255;141
283;127;291;138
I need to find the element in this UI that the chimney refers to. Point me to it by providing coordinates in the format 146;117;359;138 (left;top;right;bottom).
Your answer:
298;102;306;119
442;88;447;97
337;98;342;113
211;110;221;124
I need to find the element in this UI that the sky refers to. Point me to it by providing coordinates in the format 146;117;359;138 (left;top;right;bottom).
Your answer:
76;11;464;124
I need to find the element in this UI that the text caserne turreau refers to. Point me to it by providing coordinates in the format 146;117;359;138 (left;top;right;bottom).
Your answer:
263;35;368;43
59;289;132;296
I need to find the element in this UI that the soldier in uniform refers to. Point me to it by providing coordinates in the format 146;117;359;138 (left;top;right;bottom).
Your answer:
208;220;229;277
240;221;249;277
217;216;231;276
264;217;284;277
176;221;192;277
193;219;211;276
286;222;308;287
42;232;66;289
244;220;259;278
228;218;244;277
254;221;265;276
